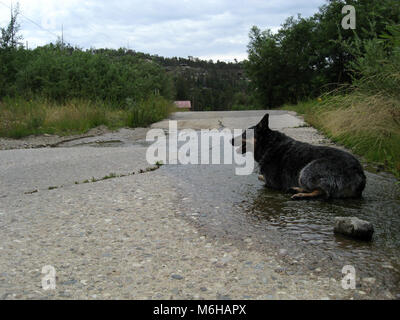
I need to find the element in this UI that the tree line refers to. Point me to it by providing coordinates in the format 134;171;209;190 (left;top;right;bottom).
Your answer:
0;7;174;108
245;0;400;108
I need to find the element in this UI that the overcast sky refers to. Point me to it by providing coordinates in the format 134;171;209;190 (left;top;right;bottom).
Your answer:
0;0;326;61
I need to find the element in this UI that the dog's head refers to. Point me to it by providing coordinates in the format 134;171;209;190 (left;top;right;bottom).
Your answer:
231;113;271;159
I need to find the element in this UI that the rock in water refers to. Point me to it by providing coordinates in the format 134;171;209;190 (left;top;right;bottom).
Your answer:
334;217;374;241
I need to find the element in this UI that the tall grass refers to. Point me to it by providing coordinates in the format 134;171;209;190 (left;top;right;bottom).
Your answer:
0;96;174;138
285;92;400;178
124;96;175;128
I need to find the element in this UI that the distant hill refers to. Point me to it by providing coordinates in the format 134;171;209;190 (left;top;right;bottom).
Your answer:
96;49;253;111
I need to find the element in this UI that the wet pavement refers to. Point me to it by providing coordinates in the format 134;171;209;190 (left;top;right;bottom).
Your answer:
161;164;400;295
155;111;400;297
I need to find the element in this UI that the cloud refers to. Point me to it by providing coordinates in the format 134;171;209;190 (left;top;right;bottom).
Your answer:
0;0;326;61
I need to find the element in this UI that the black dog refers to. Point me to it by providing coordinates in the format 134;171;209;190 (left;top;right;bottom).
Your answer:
232;114;366;200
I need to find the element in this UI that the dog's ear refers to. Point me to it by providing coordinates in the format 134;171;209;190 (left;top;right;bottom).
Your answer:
258;113;270;129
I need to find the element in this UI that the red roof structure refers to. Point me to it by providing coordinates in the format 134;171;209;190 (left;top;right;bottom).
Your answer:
174;101;192;109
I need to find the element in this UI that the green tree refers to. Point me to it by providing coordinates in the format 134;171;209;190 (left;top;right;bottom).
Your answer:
245;26;286;107
0;3;23;49
245;0;400;108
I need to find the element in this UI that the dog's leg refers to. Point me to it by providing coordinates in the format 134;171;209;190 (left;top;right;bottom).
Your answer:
258;175;265;182
291;189;324;200
289;187;307;194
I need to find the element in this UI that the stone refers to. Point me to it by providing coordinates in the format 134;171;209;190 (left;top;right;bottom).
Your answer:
362;277;376;285
59;291;71;298
334;217;374;241
220;255;233;264
62;279;77;286
274;267;286;274
171;274;184;280
80;280;88;286
279;249;288;256
217;294;231;300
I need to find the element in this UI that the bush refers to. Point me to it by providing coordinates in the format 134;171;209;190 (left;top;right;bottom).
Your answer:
347;25;400;99
125;96;174;128
0;44;176;138
0;44;174;106
285;91;400;179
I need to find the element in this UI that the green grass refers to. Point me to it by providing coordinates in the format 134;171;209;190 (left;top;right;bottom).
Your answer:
73;168;160;186
102;173;118;180
169;106;192;113
0;95;174;139
124;96;175;128
284;93;400;179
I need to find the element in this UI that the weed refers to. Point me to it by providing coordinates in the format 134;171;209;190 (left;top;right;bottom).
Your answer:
285;92;400;179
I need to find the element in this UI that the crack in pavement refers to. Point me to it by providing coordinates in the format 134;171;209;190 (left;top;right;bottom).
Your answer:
22;165;162;196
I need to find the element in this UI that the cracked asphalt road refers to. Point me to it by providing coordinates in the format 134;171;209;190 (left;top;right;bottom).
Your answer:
0;111;395;300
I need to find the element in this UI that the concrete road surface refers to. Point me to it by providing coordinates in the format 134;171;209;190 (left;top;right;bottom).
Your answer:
0;111;386;300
